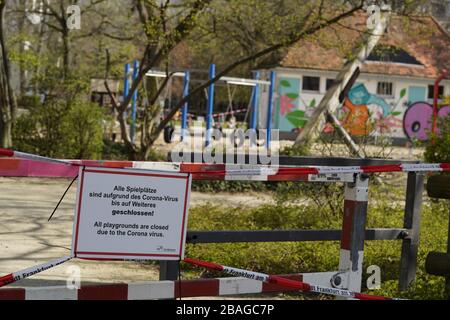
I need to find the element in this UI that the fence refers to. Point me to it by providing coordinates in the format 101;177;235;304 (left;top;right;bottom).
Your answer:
165;153;424;292
0;150;436;299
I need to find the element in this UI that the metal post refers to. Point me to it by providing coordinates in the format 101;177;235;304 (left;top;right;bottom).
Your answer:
181;71;190;141
337;174;369;298
266;71;276;149
250;71;260;131
131;60;139;142
205;64;216;147
399;172;424;291
160;261;179;281
123;63;130;118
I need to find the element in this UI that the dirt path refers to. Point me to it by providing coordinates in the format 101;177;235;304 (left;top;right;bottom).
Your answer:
0;177;272;288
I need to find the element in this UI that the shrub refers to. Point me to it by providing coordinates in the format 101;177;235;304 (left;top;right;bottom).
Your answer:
60;101;105;159
424;115;450;163
13;99;105;159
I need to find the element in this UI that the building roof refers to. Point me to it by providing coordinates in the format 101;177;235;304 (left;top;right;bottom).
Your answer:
278;12;450;80
90;79;120;93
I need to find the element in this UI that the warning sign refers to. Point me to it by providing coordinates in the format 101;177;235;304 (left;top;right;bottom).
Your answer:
71;167;192;260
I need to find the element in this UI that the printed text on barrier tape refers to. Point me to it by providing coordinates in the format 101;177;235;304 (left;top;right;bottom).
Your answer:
183;258;400;300
0;256;72;288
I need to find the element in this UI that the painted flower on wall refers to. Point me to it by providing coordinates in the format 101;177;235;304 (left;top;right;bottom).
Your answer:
279;95;295;115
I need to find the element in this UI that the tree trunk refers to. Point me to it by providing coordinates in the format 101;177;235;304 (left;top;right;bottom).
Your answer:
17;1;26;96
62;26;70;78
0;1;16;148
0;111;11;147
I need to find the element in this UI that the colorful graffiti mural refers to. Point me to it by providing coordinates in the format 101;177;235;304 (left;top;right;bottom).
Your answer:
341;83;404;137
341;84;450;141
404;102;450;141
276;78;314;132
274;78;449;141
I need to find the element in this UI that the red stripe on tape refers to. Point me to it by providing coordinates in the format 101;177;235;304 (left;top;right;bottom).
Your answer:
0;274;14;288
174;279;220;298
0;148;14;157
192;173;226;180
180;163;226;173
0;159;21;171
341;200;356;250
268;174;309;182
0;288;25;300
184;258;223;271
78;284;128;300
277;167;319;175
354;292;391;300
361;164;402;173
263;274;304;292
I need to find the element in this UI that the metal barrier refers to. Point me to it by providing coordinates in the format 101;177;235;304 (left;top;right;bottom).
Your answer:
165;153;424;292
0;149;435;299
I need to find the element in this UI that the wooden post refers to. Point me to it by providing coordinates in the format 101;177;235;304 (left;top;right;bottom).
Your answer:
398;172;424;291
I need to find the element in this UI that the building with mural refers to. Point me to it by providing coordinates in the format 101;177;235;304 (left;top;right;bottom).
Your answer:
256;13;450;144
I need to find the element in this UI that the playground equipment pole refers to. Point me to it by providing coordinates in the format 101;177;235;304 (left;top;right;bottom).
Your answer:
123;63;130;119
250;71;260;131
205;64;216;147
131;60;139;142
181;71;190;141
266;71;276;149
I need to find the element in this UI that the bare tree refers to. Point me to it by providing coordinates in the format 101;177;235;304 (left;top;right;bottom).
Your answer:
0;0;17;148
106;0;367;160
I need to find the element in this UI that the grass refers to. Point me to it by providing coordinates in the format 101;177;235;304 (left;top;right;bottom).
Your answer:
181;183;450;300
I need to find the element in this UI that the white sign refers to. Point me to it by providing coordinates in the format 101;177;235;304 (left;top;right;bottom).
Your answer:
71;167;192;261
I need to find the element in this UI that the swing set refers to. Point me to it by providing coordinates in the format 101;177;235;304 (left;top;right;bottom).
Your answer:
125;64;276;146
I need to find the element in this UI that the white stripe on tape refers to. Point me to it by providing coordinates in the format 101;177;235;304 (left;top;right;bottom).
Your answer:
218;277;263;295
12;256;72;282
309;285;355;298
25;286;77;300
317;166;363;174
128;281;174;300
15;151;72;166
401;163;443;172
222;266;269;282
225;166;279;176
132;162;181;172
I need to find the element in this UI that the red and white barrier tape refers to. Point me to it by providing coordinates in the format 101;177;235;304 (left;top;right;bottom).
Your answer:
212;108;247;118
183;258;402;300
0;256;72;288
0;149;75;167
1;148;450;177
185;109;248;119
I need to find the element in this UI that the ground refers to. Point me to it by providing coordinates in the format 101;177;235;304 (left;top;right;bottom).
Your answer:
0;177;271;288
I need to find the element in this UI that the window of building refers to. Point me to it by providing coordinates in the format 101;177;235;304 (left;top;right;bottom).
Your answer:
377;82;393;96
302;76;320;92
326;79;336;90
428;85;444;99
